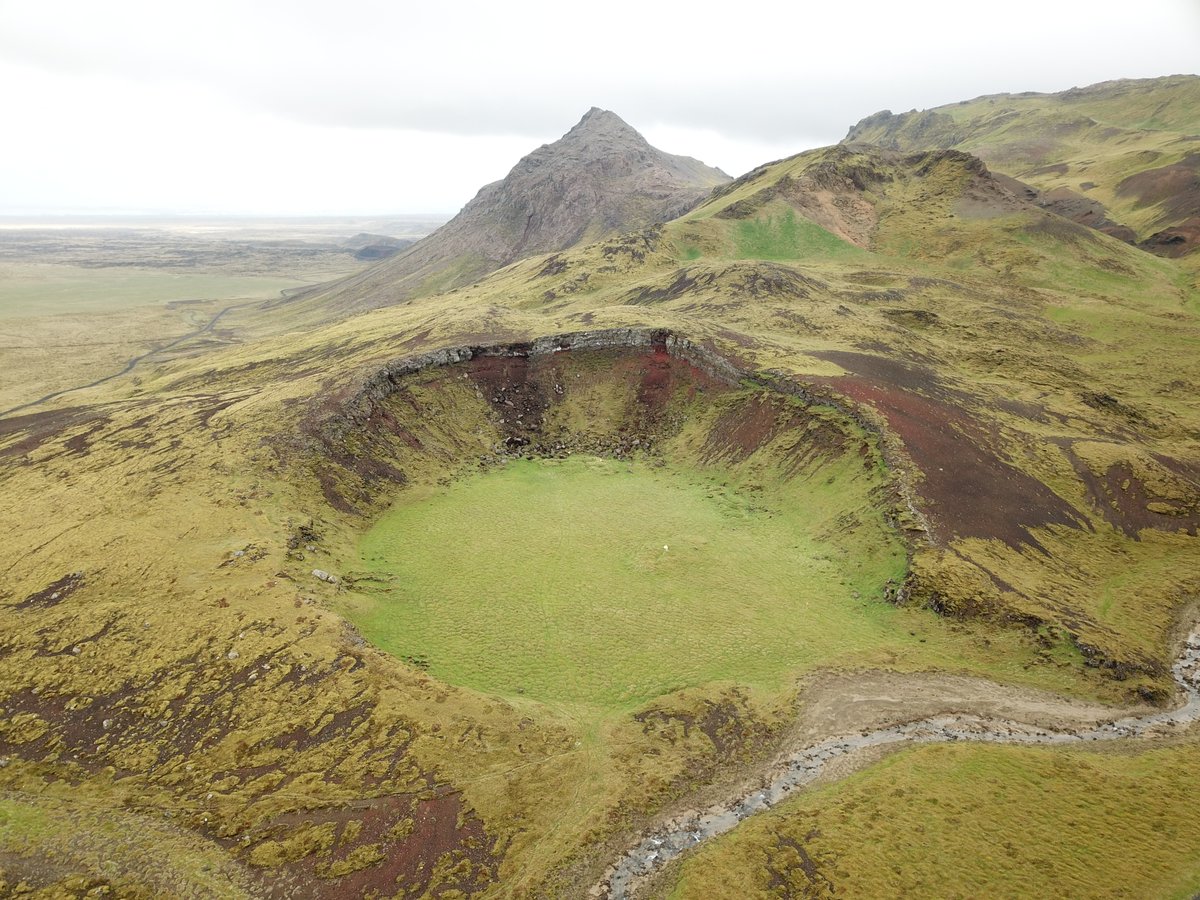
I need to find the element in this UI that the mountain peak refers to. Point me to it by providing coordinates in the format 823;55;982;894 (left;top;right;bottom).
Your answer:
298;109;731;316
563;106;644;142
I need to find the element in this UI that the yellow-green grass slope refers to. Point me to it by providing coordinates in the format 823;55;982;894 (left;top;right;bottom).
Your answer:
664;738;1200;900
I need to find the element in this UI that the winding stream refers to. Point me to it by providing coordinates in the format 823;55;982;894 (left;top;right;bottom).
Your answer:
596;629;1200;899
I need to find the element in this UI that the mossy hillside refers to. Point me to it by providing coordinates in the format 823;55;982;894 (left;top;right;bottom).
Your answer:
846;75;1200;238
0;328;1181;898
0;789;257;897
665;142;1186;310
665;738;1200;900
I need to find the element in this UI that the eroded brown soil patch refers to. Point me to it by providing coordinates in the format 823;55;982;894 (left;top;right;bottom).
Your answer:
1061;447;1200;538
1141;216;1200;257
0;406;112;462
1115;151;1200;253
809;350;1083;548
14;572;84;610
248;791;497;899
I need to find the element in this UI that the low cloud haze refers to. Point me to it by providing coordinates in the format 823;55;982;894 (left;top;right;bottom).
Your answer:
2;0;1197;214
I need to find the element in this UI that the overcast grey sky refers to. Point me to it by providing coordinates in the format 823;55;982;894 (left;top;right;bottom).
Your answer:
2;0;1198;215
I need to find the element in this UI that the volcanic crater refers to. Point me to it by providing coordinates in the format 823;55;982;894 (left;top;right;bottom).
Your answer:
310;329;910;707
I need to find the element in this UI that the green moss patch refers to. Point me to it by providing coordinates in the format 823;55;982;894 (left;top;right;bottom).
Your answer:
734;210;861;261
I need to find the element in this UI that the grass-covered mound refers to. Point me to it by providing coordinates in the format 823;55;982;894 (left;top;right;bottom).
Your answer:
350;454;905;710
665;738;1200;899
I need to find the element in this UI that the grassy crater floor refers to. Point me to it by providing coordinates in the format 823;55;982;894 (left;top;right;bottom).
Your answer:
346;455;906;711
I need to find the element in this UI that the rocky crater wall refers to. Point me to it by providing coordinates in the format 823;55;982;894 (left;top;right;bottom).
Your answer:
308;327;930;563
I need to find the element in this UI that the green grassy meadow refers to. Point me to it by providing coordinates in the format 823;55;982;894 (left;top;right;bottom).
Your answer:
348;455;905;711
344;445;1124;720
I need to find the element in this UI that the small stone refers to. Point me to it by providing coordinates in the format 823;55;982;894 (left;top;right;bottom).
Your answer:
102;719;113;730
232;550;245;558
305;544;316;552
312;569;338;584
226;650;240;661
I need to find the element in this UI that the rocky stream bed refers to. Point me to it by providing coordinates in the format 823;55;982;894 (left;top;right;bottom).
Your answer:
595;628;1200;898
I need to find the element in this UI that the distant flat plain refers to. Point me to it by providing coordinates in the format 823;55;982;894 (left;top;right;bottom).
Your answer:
0;215;446;411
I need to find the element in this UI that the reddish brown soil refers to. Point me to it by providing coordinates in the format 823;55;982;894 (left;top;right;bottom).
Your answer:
809;351;1083;549
1117;152;1200;244
1059;445;1200;537
467;351;546;445
249;790;496;899
461;343;727;452
1141;216;1200;257
634;342;684;412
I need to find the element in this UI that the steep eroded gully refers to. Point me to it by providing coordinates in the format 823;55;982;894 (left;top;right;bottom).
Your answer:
595;627;1200;899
